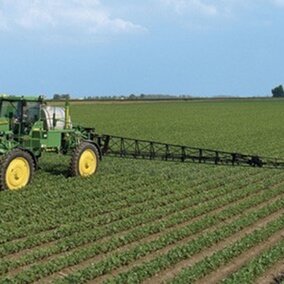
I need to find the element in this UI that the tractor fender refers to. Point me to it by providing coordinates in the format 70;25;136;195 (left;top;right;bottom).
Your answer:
83;140;103;160
17;147;39;170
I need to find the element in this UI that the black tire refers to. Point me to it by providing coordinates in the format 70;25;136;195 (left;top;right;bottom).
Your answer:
0;149;35;191
69;142;99;177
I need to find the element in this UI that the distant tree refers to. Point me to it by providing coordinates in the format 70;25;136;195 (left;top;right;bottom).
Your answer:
272;85;284;97
53;94;60;100
53;94;70;100
61;94;70;100
129;94;136;100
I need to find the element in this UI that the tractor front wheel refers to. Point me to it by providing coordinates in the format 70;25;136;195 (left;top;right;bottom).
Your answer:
0;149;35;191
69;142;99;177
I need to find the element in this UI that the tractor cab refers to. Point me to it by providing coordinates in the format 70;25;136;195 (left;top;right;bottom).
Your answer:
0;95;43;136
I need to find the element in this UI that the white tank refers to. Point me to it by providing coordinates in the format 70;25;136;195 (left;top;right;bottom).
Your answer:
41;106;72;130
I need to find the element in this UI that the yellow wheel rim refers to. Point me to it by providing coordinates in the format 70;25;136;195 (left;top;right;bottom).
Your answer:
79;149;97;177
5;157;30;190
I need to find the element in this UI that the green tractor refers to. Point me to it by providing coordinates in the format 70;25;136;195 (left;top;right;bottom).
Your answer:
0;95;101;190
1;94;283;191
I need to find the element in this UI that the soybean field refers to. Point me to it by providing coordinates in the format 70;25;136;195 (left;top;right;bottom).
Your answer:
1;99;284;283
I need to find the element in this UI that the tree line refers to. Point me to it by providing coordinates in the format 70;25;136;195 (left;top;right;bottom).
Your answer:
52;86;284;100
271;85;284;98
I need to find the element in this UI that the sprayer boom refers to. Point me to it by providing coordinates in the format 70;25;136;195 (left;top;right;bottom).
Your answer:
99;134;284;169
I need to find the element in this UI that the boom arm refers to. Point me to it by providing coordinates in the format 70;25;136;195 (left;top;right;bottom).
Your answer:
98;134;284;170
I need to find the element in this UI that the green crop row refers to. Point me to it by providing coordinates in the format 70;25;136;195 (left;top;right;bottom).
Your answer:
97;199;284;284
1;170;270;258
1;157;234;225
170;214;284;283
71;101;284;156
2;176;283;276
1;165;253;244
2;183;283;282
0;166;253;245
1;169;187;223
30;195;284;284
222;238;284;284
1;168;248;245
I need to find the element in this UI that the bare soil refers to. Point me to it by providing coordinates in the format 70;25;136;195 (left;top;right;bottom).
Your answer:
257;260;284;284
144;207;284;284
198;229;284;284
36;187;284;283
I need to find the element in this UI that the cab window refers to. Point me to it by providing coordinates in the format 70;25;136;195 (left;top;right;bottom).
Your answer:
0;101;20;118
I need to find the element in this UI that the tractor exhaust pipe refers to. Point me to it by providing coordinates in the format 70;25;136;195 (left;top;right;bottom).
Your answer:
65;100;71;129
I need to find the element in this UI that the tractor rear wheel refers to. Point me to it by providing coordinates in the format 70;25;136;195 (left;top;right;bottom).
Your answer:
69;142;99;177
0;149;35;191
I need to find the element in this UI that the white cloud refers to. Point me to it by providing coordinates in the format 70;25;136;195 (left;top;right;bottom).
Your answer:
273;0;284;7
160;0;284;18
0;0;146;35
0;10;8;30
159;0;272;18
160;0;218;16
157;0;284;31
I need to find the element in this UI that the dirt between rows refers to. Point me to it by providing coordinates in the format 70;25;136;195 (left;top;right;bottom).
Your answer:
257;261;284;284
5;179;245;276
3;175;282;283
143;209;284;284
93;204;284;283
37;183;282;283
2;173;168;246
5;171;265;278
197;229;284;284
37;193;255;282
3;165;242;259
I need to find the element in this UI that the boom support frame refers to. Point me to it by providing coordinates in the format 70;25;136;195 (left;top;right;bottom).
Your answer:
99;134;284;170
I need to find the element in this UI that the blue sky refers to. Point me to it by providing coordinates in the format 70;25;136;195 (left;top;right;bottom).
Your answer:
0;0;284;98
